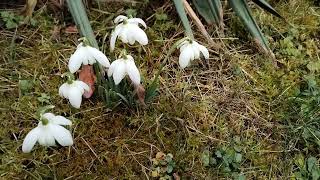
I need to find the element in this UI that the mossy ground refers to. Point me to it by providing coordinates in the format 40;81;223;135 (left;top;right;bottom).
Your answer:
0;0;319;179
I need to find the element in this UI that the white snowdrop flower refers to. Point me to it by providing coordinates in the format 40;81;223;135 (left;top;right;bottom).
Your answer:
107;55;140;85
59;80;90;108
177;39;209;69
110;15;148;51
22;113;73;153
68;43;110;73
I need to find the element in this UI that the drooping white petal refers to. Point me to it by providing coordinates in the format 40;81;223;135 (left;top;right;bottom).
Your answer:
126;58;140;85
59;83;70;98
118;26;129;44
179;47;194;69
88;46;110;67
51;116;72;126
128;18;147;28
50;125;73;146
110;26;122;51
126;26;136;45
37;125;55;146
107;59;120;77
192;44;200;60
131;25;148;45
68;87;83;108
68;46;86;73
38;133;55;146
114;15;128;24
74;81;90;92
22;127;40;153
197;43;210;59
112;60;127;85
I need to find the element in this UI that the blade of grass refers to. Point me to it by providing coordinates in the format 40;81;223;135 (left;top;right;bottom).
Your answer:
252;0;283;19
229;0;272;56
192;0;223;26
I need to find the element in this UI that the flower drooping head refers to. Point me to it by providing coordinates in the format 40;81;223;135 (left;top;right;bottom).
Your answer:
107;54;141;85
59;77;90;109
177;39;209;69
22;113;73;153
68;42;110;73
110;15;148;51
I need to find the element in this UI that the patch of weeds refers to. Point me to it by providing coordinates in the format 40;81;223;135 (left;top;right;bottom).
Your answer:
37;93;51;105
150;152;179;180
293;154;320;180
0;11;24;29
286;71;320;151
202;138;246;179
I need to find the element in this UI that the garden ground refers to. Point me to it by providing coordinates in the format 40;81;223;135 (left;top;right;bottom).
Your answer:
0;0;319;179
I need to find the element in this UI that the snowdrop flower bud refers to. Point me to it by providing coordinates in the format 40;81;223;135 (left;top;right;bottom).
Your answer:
107;55;140;85
22;113;73;153
177;39;209;69
59;80;90;108
110;15;148;51
69;43;110;73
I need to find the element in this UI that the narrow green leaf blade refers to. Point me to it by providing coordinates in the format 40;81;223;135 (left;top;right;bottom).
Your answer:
252;0;283;19
229;0;271;55
66;0;98;48
192;0;223;25
173;0;194;38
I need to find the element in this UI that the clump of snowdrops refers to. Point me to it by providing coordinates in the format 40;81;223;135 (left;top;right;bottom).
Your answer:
22;4;209;153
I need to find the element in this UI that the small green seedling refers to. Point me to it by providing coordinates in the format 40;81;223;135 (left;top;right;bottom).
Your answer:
0;11;24;29
202;139;246;179
151;152;177;179
294;154;320;180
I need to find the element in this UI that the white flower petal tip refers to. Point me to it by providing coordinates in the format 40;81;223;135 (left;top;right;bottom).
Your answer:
108;55;141;85
177;39;210;69
59;80;90;109
68;43;110;73
110;15;148;51
22;113;73;153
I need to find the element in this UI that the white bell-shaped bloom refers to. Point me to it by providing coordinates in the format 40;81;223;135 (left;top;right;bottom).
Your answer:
178;39;209;69
107;55;140;85
22;113;73;153
110;15;148;51
68;43;110;73
59;80;90;108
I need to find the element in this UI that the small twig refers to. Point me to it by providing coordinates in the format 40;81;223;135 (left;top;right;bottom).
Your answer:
182;0;221;50
81;137;103;165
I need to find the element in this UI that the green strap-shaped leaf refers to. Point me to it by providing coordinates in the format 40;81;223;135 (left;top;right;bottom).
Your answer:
173;0;194;39
66;0;98;48
192;0;223;26
252;0;283;19
229;0;271;55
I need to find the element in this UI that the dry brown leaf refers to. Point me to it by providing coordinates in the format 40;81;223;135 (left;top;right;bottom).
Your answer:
134;84;146;106
79;65;96;98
